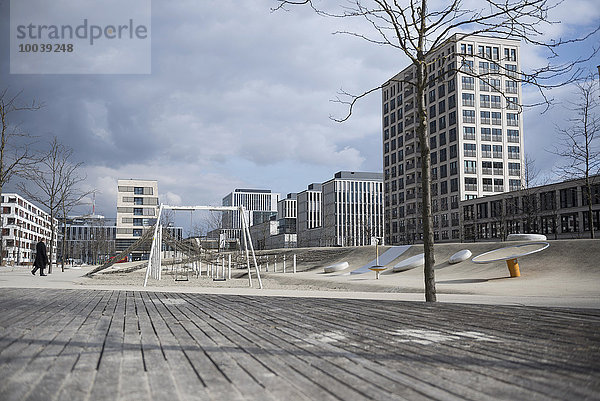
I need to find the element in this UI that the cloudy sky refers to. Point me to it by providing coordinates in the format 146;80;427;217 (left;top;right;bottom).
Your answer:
1;0;599;221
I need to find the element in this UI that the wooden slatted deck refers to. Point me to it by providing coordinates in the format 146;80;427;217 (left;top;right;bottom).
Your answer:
0;288;598;401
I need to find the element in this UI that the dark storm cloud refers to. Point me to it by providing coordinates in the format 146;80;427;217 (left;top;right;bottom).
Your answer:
1;0;597;216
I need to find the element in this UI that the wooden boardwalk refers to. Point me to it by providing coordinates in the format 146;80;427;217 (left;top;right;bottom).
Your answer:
0;288;598;401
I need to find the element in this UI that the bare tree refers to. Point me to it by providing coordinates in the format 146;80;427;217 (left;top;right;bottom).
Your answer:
551;78;600;238
0;90;41;265
18;137;88;273
274;0;598;302
519;154;542;233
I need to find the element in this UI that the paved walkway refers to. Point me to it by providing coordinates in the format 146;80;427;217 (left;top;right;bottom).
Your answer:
0;288;598;400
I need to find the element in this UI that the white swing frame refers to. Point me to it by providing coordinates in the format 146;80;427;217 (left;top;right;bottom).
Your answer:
143;204;262;288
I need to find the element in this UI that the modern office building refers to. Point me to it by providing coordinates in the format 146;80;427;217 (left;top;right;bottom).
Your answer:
462;175;600;241
60;214;117;264
116;179;159;259
382;33;524;244
1;193;58;265
221;189;279;234
297;171;384;247
296;184;323;247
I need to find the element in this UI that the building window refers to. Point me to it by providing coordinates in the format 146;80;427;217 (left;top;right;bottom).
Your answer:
482;161;492;175
480;111;491;124
483;178;493;192
507;97;519;110
448;94;456;108
560;187;578;208
465;160;477;174
134;197;143;205
494;179;504;192
491;112;502;125
439;148;447;162
449;145;457;159
463;110;475;123
462;76;475;90
464;143;476;157
449;161;458;175
480;94;490;108
480;79;490;92
504;48;517;61
134;187;144;195
481;127;491;141
481;144;492;158
507;113;519;126
464;126;476;140
449;127;457;142
133;229;143;237
465;177;477;191
508;162;521;176
493;161;503;175
507;146;520;159
493;145;503;158
462;93;475;106
509;179;522;191
506;80;518;94
134;208;143;216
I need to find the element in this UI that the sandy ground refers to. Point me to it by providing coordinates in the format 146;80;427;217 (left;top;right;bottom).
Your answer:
1;239;599;308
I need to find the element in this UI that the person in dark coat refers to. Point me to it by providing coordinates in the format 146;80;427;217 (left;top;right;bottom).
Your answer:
31;238;49;276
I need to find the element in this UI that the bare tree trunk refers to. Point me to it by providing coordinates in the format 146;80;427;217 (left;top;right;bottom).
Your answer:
585;175;595;239
415;3;436;302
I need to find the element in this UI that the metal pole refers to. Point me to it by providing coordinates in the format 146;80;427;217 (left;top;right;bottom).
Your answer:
228;254;231;280
293;254;297;273
240;208;253;287
283;254;286;273
144;204;164;287
240;206;262;289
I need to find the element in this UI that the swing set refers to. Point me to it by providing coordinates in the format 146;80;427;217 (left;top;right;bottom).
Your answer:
144;204;262;288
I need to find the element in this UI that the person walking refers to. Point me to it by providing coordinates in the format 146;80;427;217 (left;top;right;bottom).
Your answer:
31;238;49;276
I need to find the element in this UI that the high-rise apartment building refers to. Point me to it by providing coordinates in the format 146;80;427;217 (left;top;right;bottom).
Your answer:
297;172;384;247
116;179;159;258
382;33;524;244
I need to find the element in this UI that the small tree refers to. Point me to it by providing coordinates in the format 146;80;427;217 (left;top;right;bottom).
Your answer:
274;0;599;302
0;90;40;265
551;78;600;238
18;137;87;273
519;154;543;233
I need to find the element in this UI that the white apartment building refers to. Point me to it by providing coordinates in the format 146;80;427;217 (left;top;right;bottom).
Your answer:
382;33;524;245
1;193;58;265
297;172;384;247
296;183;323;247
116;179;159;259
222;189;279;231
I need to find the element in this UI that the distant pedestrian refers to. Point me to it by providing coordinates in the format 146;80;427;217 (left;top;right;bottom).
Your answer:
31;238;48;276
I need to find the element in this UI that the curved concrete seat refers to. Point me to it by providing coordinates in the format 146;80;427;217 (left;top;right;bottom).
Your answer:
507;233;547;241
449;249;472;264
324;261;349;273
392;254;424;272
